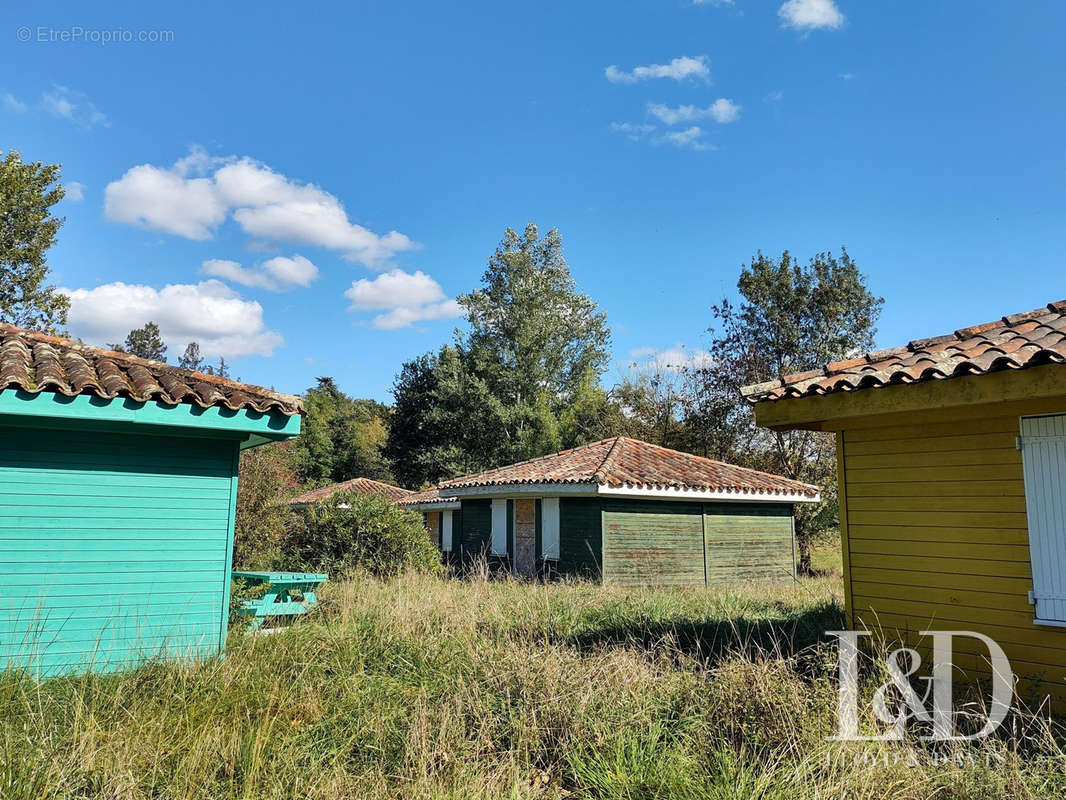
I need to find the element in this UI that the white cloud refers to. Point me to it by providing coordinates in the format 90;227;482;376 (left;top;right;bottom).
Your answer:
345;269;463;330
692;0;733;4
839;71;856;80
65;181;85;202
61;279;284;358
610;121;657;141
605;56;710;85
765;90;784;102
656;126;713;151
778;0;845;30
2;92;26;113
41;85;108;128
630;345;712;372
105;148;416;267
201;254;318;291
647;98;741;125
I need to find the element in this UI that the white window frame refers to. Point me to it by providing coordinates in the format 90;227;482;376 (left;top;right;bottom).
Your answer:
441;510;453;552
1019;413;1066;626
541;497;560;561
490;498;508;556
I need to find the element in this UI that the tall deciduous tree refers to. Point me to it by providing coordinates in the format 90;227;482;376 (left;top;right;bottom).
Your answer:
0;150;70;333
123;321;167;361
695;248;883;573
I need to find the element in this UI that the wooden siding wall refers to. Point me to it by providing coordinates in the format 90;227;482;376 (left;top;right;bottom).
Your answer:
458;499;491;562
601;498;794;587
837;399;1066;699
558;498;602;578
0;425;238;676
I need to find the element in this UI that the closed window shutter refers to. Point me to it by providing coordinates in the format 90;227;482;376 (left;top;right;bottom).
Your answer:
1020;415;1066;623
491;499;508;555
442;511;453;552
542;497;560;560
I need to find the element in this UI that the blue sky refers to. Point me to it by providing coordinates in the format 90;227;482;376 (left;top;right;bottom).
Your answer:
3;0;1065;400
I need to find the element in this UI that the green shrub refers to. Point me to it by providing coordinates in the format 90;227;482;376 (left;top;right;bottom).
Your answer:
283;491;441;577
227;578;272;629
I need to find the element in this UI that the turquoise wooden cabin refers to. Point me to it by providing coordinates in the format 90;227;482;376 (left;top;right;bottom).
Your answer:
0;324;302;677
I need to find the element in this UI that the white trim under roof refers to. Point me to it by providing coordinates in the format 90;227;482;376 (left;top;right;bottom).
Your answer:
444;481;818;504
401;499;461;511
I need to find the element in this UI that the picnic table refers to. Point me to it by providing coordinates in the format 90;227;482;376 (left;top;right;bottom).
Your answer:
232;570;328;631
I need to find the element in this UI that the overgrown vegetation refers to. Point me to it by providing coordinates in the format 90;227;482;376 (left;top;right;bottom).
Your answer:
3;569;1064;799
284;491;441;577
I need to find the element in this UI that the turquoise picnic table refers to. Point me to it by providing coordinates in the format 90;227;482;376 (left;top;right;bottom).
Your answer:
232;570;328;631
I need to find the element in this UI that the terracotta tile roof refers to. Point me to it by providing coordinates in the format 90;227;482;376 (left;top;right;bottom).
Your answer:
741;300;1066;403
437;437;819;498
289;477;413;506
0;323;302;416
396;487;460;508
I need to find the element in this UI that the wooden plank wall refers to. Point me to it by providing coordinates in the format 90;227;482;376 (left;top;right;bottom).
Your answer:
458;499;491;563
0;425;237;676
839;401;1066;698
558;498;602;578
703;503;794;585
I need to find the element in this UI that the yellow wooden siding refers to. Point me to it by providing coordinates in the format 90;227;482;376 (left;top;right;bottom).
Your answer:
840;398;1066;702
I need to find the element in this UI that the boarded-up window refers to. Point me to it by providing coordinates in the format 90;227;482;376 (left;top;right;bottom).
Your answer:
442;510;453;552
1020;414;1066;624
541;497;560;560
491;498;508;555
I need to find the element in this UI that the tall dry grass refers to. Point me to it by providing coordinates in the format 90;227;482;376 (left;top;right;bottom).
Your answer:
2;570;1065;799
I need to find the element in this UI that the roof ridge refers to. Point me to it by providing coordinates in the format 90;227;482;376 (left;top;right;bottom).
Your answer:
439;437;617;486
591;436;624;483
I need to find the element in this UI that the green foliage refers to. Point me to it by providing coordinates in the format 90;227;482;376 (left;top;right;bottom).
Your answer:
291;377;393;486
178;341;204;371
227;578;271;628
694;248;883;572
0;150;70;333
284;491;440;577
233;442;298;570
387;223;613;485
123;321;168;361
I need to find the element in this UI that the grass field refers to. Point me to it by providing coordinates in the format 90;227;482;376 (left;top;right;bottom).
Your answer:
3;551;1066;799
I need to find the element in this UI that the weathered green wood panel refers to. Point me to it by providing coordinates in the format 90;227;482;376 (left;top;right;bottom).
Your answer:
0;425;238;676
703;503;795;585
459;499;491;563
552;497;599;578
602;499;705;586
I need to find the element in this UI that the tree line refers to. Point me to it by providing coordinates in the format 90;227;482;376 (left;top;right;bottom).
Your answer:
2;149;883;571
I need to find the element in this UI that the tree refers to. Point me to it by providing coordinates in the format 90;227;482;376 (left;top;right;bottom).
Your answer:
233;442;299;569
458;223;610;461
123;321;167;361
179;342;204;371
291;377;394;486
0;150;70;333
385;347;506;488
696;248;883;573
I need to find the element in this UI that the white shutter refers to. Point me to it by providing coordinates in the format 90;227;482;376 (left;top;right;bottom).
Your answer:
491;499;508;555
1020;415;1066;623
442;510;453;552
541;497;560;560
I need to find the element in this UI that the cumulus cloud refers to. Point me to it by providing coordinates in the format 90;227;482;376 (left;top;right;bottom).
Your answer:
65;181;85;202
647;98;741;125
605;56;710;84
656;126;713;151
61;279;283;358
609;121;657;141
201;254;318;291
345;269;463;330
630;345;712;372
105;148;416;267
778;0;845;30
41;85;108;128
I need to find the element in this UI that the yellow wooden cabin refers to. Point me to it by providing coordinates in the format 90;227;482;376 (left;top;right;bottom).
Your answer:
742;300;1066;706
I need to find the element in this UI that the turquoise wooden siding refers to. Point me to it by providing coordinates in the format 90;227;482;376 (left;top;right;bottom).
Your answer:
558;498;602;578
0;425;239;676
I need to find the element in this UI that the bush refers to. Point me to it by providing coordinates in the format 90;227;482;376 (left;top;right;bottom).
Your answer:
283;491;441;577
227;578;272;629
